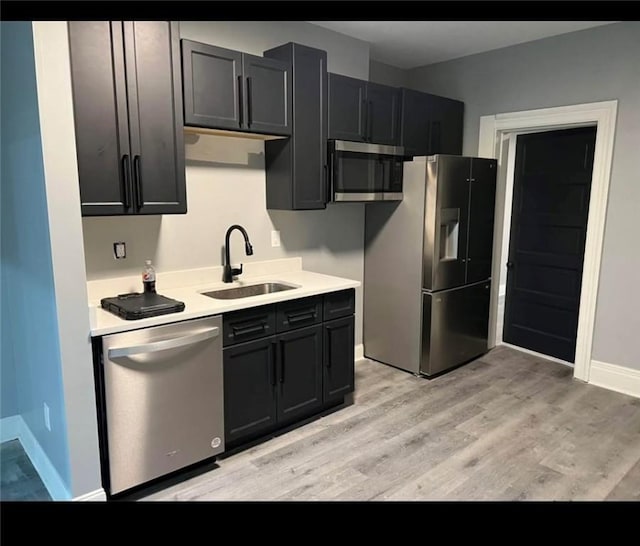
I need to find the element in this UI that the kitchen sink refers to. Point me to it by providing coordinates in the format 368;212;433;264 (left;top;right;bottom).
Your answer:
201;282;299;300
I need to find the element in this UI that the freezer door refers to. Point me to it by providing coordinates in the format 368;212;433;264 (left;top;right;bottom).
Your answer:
420;281;491;376
102;316;224;495
424;155;470;291
466;158;497;283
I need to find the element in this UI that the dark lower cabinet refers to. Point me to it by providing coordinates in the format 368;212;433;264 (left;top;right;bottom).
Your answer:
323;316;355;402
277;325;323;425
223;290;355;449
223;336;278;445
68;21;186;216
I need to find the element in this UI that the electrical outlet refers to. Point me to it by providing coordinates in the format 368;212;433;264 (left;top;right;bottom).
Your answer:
44;403;51;431
271;230;281;248
113;241;126;259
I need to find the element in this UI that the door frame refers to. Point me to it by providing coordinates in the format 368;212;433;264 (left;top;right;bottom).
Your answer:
478;100;618;382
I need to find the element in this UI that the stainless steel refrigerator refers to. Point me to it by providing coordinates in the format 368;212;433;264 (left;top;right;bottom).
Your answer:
364;155;497;376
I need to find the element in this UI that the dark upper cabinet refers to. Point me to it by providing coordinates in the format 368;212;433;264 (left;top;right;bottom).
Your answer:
328;73;367;142
328;74;400;145
277;325;323;425
399;88;464;157
323;316;355;403
182;40;291;137
223;336;278;445
427;94;464;156
243;54;292;135
365;82;401;146
264;43;327;210
398;88;430;157
68;21;186;216
181;41;242;130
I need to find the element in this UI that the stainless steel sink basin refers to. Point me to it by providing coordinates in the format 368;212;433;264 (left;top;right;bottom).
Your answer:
201;282;299;300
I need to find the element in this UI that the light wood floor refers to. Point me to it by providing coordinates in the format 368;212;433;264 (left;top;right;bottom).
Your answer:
144;346;640;501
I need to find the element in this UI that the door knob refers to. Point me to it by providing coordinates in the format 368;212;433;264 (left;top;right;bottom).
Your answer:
506;261;514;269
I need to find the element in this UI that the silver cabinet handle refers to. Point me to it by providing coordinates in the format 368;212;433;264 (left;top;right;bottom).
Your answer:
108;327;219;359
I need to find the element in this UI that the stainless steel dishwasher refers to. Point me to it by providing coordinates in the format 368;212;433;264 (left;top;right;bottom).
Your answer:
102;315;224;495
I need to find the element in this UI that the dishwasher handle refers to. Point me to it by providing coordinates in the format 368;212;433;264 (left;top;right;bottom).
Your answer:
108;327;219;359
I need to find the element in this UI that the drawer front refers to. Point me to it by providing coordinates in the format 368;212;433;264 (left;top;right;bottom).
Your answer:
223;305;276;346
323;289;355;321
276;296;322;333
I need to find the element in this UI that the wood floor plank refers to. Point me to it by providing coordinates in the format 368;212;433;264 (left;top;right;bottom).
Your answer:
143;346;640;501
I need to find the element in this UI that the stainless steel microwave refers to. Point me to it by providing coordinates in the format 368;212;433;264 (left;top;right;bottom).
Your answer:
328;140;405;202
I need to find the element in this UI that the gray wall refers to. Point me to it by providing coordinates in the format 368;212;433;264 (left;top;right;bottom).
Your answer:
82;22;371;345
0;22;71;490
407;21;640;370
369;59;410;88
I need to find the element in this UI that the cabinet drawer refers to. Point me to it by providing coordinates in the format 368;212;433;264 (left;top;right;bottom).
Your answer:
323;289;355;321
276;296;322;333
223;305;276;347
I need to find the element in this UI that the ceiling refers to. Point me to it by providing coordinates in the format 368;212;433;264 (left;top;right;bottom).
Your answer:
309;21;616;69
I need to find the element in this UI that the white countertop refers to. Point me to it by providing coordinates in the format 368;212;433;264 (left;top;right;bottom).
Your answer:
89;268;359;337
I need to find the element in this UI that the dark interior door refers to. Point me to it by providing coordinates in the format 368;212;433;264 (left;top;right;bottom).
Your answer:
503;126;596;362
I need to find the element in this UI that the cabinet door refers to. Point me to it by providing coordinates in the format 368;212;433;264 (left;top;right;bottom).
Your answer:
399;88;431;157
243;54;292;136
224;337;278;446
181;40;243;131
123;21;186;214
466;159;497;283
323;316;355;403
428;95;463;156
366;82;400;145
68;22;133;216
276;325;323;424
264;43;327;210
328;73;366;142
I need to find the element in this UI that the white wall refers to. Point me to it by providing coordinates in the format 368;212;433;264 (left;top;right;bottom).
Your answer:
82;22;371;344
32;22;102;499
408;21;640;371
369;59;410;88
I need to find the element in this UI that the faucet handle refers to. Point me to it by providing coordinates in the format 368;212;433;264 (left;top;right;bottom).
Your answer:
232;264;243;277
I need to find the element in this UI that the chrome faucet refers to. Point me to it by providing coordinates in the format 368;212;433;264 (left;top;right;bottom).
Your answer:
223;225;253;283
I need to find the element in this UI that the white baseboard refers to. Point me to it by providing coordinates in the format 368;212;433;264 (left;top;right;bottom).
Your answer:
589;360;640;399
355;344;364;361
0;415;22;442
0;415;71;500
74;488;107;501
